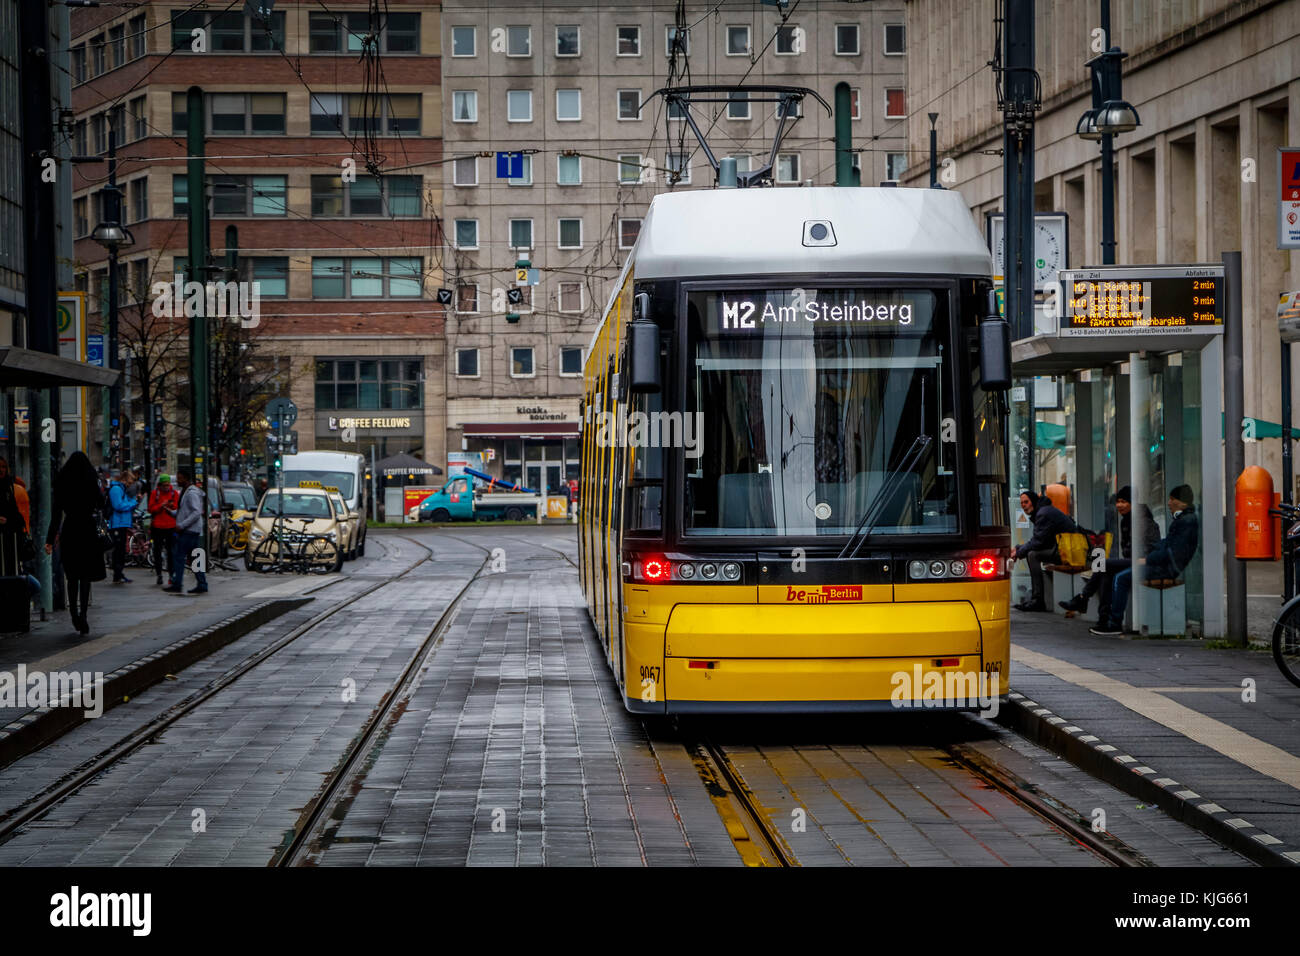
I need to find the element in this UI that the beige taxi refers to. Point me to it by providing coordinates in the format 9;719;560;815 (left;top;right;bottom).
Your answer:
328;491;359;560
245;487;344;572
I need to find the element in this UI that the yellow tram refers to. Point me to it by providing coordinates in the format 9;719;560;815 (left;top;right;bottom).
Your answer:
579;186;1012;714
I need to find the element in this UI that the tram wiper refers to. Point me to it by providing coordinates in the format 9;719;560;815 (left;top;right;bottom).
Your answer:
837;435;932;560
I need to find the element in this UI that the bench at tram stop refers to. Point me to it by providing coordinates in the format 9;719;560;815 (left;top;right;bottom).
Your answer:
1142;576;1185;636
1043;530;1105;617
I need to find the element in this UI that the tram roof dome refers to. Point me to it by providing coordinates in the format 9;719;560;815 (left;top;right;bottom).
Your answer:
632;186;993;279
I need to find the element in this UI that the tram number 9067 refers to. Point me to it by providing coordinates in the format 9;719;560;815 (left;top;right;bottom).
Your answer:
639;665;661;684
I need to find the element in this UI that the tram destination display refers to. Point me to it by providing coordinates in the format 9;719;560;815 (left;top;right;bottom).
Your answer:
1057;265;1225;337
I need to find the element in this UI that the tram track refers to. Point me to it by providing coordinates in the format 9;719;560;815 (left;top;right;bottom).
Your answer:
0;532;453;847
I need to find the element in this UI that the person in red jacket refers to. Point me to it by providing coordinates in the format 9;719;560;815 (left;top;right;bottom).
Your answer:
148;473;180;586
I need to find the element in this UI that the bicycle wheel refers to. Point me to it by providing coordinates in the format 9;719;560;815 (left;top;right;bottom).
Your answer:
1274;597;1300;689
301;536;337;574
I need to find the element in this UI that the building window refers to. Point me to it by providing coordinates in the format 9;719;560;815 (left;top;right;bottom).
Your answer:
618;153;643;184
885;88;906;118
456;349;479;378
310;93;343;133
311;257;423;298
556;24;579;56
511;347;535;377
450;25;475;56
454;219;479;250
617;25;641;56
884;23;906;55
558;281;583;312
886;153;907;181
71;45;86;84
243;257;289;298
453;156;478;187
197;174;288;217
311;175;420;217
457;284;479;313
727;90;750;120
507;154;533;186
507;90;533;123
129;14;146;59
619;219;641;249
666;152;690;184
835;24;860;55
109;26;125;69
557;154;581;185
315;358;423;411
726;25;750;56
74;197;88;237
128;96;147;141
776;153;800;183
556;89;581;122
308;92;418;135
617;90;641;121
173;9;286;53
208;92;286;135
667;98;685;121
91;35;106;75
171;175;187;217
558;218;582;250
665;26;689;57
509;219;533;250
452;90;477;122
733;154;751;175
560;347;582;376
129;178;147;223
92;113;106;153
775;24;800;55
850;88;861;120
513;286;534;313
307;11;417;53
776;98;802;119
506;25;531;57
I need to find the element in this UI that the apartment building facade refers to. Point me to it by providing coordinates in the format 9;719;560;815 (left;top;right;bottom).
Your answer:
439;0;907;492
68;1;445;477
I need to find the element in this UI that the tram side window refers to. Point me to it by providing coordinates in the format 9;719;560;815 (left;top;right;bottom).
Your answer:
964;283;1009;534
626;386;664;533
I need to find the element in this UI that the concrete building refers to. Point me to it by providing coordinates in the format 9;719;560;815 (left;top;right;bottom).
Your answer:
67;2;446;478
904;0;1300;637
439;0;907;492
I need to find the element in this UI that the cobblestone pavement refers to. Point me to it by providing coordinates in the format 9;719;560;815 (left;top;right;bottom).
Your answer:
0;526;1255;866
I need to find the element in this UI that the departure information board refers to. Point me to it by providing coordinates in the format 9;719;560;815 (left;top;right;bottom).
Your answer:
1057;265;1225;337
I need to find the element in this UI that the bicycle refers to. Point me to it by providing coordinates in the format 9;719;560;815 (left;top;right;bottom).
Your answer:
1268;501;1300;687
246;516;340;575
126;508;153;569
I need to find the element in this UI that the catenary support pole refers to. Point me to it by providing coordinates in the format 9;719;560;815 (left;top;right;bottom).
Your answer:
1224;251;1247;640
1283;340;1294;600
186;86;208;559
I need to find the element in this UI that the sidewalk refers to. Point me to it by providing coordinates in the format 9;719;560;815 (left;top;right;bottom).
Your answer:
1007;592;1300;866
0;562;333;765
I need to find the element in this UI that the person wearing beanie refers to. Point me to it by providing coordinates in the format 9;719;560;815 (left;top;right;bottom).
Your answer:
148;473;180;586
1061;484;1160;621
1011;489;1077;612
1093;483;1199;635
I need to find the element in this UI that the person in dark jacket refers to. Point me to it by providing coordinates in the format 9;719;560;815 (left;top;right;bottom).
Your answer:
44;451;107;635
1059;486;1161;621
0;456;26;576
1011;490;1076;611
1093;484;1199;635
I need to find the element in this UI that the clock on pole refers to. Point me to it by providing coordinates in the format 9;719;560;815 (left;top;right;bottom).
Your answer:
986;212;1069;291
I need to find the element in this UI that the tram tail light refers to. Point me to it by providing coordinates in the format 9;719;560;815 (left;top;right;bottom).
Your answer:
972;554;999;578
641;556;672;582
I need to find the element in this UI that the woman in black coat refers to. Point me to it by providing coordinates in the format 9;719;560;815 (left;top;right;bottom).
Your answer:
44;451;106;635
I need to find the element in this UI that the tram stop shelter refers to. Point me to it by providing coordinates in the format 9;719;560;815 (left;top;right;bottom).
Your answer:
1009;265;1226;639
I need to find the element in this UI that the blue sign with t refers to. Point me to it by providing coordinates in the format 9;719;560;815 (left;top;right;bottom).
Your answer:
496;152;523;178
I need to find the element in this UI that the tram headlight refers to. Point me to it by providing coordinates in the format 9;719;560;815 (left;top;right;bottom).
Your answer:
948;559;967;577
700;562;718;579
677;562;696;579
929;560;948;578
908;560;927;579
721;562;741;581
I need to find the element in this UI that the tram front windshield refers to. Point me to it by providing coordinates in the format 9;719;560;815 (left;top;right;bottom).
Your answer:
684;287;958;537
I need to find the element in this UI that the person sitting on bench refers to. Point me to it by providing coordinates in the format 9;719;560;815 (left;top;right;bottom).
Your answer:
1091;484;1198;636
1011;490;1076;612
1059;486;1159;622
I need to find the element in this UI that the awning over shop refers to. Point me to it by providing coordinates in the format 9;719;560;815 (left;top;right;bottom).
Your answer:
375;451;443;477
0;347;120;388
462;422;579;438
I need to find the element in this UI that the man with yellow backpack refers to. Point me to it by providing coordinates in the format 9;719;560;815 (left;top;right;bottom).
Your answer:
1010;489;1078;612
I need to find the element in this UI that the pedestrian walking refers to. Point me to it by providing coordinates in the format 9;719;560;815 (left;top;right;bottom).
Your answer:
0;457;28;576
107;467;139;583
163;468;208;594
148;473;179;585
44;451;107;635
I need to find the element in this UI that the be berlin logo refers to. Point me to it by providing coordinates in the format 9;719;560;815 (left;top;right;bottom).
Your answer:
150;274;261;328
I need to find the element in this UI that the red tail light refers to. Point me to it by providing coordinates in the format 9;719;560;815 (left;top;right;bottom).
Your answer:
642;557;672;582
973;554;999;578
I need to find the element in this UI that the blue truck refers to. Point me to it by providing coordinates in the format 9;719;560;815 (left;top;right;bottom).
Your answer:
412;468;543;522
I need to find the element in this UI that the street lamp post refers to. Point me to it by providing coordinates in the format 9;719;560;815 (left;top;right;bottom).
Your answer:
91;126;134;470
1075;0;1141;265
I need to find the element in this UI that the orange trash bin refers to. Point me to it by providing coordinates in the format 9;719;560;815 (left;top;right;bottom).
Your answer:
1235;466;1275;560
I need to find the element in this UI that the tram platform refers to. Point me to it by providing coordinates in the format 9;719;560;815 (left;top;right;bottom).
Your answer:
1007;595;1300;866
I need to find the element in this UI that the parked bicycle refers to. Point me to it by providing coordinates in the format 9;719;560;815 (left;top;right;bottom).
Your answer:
1268;501;1300;687
245;515;339;575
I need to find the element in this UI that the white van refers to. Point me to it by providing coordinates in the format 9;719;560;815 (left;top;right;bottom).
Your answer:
280;451;369;558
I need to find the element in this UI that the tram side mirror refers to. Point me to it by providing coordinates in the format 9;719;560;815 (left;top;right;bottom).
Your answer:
627;320;661;394
979;289;1012;391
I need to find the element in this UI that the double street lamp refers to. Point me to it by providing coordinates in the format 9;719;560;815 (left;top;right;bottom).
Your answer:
1075;2;1141;264
91;127;134;470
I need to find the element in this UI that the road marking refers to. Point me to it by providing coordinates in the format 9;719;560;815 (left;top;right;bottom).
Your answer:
1013;643;1300;791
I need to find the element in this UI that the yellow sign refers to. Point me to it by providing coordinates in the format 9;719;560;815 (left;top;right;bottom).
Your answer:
516;268;529;284
298;480;322;488
546;496;568;519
